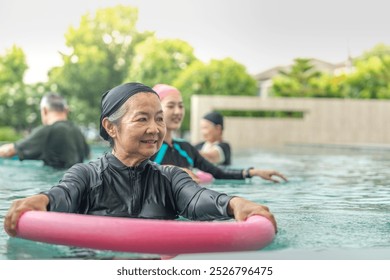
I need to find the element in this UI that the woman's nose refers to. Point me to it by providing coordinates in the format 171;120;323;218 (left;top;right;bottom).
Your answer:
173;106;182;114
146;121;159;134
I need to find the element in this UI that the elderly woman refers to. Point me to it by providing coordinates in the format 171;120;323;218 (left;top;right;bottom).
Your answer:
4;82;277;237
151;84;288;183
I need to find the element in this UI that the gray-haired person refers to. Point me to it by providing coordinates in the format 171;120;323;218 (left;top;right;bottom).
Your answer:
0;93;90;169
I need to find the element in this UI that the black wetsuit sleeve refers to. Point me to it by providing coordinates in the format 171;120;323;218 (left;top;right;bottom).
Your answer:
14;126;47;160
168;166;234;220
218;142;231;165
191;145;244;179
42;163;92;213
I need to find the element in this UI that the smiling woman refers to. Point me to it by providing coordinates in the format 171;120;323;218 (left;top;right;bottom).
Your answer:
4;82;277;241
101;91;165;166
150;84;288;184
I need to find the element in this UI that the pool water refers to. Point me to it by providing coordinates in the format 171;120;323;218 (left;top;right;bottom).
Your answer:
1;144;389;259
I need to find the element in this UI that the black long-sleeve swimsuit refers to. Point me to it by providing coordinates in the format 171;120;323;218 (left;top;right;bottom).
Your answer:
43;153;233;221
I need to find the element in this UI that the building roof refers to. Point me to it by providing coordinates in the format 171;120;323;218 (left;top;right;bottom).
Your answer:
254;58;350;81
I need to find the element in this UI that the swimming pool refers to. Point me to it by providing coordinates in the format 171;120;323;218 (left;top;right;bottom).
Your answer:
1;144;389;259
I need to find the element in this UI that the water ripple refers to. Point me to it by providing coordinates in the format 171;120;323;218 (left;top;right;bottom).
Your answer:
1;145;390;259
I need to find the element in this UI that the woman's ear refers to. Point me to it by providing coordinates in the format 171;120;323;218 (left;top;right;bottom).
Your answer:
102;118;117;139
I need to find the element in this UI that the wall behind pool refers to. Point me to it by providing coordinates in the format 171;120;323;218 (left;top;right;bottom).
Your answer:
190;95;390;149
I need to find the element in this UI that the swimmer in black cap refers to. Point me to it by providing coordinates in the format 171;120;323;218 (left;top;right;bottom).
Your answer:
195;111;232;166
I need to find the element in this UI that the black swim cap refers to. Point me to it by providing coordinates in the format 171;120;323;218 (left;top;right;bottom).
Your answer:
203;111;224;129
100;82;158;140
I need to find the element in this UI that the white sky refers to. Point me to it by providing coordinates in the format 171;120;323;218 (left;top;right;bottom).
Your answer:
1;0;390;83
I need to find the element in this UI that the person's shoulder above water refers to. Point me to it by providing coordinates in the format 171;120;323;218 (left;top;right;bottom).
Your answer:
194;141;205;150
196;111;232;165
0;92;89;169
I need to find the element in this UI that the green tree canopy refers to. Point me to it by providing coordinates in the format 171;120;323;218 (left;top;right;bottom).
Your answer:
358;43;390;61
0;46;40;134
271;45;390;99
0;45;28;86
344;55;390;99
0;83;47;131
48;5;153;125
271;58;331;97
173;58;258;131
128;37;197;87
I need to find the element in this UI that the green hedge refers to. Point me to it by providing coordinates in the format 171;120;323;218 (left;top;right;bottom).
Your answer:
0;127;22;142
217;109;304;119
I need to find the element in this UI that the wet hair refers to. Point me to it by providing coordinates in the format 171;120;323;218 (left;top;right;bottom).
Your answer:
40;93;68;112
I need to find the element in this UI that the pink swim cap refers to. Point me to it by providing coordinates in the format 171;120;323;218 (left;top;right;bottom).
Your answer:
153;84;181;100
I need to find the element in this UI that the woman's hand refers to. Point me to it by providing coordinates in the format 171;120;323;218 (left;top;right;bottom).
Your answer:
4;194;49;237
250;169;288;183
228;197;277;233
0;143;16;158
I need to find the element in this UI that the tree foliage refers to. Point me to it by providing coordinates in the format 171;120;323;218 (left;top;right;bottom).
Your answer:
128;37;197;87
271;58;332;97
0;46;42;135
358;43;390;61
344;45;390;99
271;45;390;99
3;5;390;139
173;58;258;131
48;5;153;126
0;83;47;132
0;45;28;86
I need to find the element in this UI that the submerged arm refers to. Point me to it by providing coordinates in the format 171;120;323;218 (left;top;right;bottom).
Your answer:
0;143;16;158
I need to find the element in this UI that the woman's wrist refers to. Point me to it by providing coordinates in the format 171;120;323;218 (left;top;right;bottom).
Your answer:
244;167;254;178
227;197;239;216
37;193;51;210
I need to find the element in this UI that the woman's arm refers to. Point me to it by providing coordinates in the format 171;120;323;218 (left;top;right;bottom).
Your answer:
169;165;278;233
199;146;224;164
3;163;92;236
193;147;243;179
168;166;232;220
246;168;288;183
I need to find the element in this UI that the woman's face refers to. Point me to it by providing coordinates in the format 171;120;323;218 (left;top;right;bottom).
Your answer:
108;92;166;163
200;119;220;142
160;93;184;132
